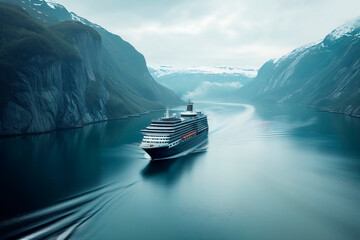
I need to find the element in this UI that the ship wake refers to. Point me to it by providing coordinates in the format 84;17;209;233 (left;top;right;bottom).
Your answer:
0;181;137;240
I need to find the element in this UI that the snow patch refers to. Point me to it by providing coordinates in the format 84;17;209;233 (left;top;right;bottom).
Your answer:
44;0;59;9
149;65;258;78
328;25;355;40
326;17;360;41
272;18;360;67
70;12;86;24
272;40;321;66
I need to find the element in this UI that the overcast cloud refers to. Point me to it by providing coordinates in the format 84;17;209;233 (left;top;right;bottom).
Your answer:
56;0;360;68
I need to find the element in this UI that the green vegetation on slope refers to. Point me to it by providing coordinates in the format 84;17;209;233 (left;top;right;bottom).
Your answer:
0;3;103;114
0;1;184;133
50;21;101;43
0;3;78;71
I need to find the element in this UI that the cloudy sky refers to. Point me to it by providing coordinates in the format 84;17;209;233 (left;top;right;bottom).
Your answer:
56;0;360;68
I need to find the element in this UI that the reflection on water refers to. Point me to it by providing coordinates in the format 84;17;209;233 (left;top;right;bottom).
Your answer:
142;149;207;186
0;114;155;221
1;101;360;240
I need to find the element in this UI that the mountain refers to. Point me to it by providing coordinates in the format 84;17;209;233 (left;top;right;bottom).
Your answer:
0;0;183;135
149;65;257;100
237;18;360;117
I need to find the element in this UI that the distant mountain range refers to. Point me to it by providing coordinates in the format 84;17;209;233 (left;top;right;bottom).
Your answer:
238;18;360;117
0;0;183;135
149;65;257;100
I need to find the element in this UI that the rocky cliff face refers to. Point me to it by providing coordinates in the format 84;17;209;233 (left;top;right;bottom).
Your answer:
0;1;183;136
238;18;360;117
0;21;108;135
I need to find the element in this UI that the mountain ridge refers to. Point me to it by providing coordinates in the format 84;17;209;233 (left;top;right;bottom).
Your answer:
237;17;360;117
150;65;256;100
0;0;184;135
149;65;258;78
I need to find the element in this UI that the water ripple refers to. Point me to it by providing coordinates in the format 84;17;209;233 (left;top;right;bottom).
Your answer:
0;181;137;240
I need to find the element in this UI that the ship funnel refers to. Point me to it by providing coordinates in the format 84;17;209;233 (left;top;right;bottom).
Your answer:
187;102;193;112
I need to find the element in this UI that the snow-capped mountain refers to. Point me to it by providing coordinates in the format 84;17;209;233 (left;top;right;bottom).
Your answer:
326;18;360;41
149;65;258;78
149;65;257;100
43;0;60;9
0;0;183;135
238;17;360;117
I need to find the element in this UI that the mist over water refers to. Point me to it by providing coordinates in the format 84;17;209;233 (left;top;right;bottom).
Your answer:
1;101;360;239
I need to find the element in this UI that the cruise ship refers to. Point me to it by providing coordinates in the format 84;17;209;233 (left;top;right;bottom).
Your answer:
140;102;208;160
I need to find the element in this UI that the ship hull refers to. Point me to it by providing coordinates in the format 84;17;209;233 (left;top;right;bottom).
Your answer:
142;130;208;160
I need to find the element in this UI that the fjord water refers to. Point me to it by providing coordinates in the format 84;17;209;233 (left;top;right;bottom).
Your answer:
1;102;360;240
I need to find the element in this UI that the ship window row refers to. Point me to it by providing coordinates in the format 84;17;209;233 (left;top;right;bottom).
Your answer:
149;117;207;130
169;142;179;147
143;139;169;142
170;127;205;138
143;135;170;138
151;124;177;127
142;130;174;133
173;119;207;129
151;121;180;125
144;135;169;137
170;127;197;137
179;121;205;128
143;138;169;141
170;124;207;137
171;130;196;139
175;124;197;131
144;118;208;138
170;127;208;141
151;121;180;124
174;124;197;131
142;140;169;144
172;117;207;127
149;126;175;129
144;136;169;139
175;123;198;130
174;123;207;131
170;129;205;141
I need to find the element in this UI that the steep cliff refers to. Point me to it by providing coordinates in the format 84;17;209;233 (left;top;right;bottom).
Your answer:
0;1;183;135
0;4;108;135
238;18;360;117
2;0;184;110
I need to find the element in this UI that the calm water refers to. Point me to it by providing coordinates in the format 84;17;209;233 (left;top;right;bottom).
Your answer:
1;101;360;240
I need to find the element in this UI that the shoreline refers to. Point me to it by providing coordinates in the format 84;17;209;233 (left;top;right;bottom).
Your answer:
237;97;360;119
0;108;178;139
2;101;359;138
299;104;360;119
